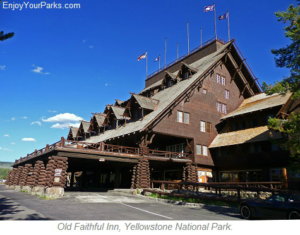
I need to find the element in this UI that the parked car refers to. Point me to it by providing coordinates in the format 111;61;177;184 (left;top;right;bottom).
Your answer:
239;193;300;220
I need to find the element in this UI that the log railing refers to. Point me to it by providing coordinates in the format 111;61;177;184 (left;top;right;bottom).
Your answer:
149;180;288;200
14;137;189;165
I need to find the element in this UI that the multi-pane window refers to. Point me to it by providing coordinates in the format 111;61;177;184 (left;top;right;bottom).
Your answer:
200;121;205;132
217;102;222;112
196;145;202;155
184;112;189;124
177;111;183;122
206;122;212;133
166;143;185;153
216;74;220;84
222;104;227;114
184;72;189;79
203;146;208;156
217;102;227;114
200;121;212;133
203;89;207;94
177;111;189;124
225;90;230;99
221;76;226;85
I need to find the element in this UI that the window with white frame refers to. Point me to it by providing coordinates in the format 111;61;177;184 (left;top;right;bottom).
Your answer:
225;90;230;99
203;89;207;94
196;145;202;155
184;72;189;79
217;102;222;112
203;146;208;156
166;143;185;153
184;112;189;124
177;111;183;122
216;74;220;84
221;76;226;85
177;111;189;124
222;104;227;114
200;121;205;132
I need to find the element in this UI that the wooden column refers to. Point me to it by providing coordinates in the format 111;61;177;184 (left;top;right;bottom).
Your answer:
283;168;288;189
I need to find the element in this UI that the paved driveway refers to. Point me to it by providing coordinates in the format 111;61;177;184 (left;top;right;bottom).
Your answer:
0;186;241;220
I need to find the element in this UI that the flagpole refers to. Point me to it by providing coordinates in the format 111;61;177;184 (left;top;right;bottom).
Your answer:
177;43;178;61
159;55;161;69
214;2;217;39
187;21;190;54
165;38;167;68
146;50;148;77
200;28;203;47
227;11;230;41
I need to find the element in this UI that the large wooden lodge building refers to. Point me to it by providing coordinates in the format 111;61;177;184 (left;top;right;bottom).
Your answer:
6;38;300;191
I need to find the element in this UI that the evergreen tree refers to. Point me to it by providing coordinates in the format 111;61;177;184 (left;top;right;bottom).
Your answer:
263;1;300;172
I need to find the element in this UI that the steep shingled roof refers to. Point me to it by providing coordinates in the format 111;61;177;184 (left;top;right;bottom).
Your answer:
133;94;159;110
94;114;106;126
69;127;79;138
84;42;231;144
110;106;127;120
80;121;91;133
209;126;283;148
221;92;292;120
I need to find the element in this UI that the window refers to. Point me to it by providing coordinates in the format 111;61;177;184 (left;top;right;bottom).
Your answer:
177;111;189;124
216;74;220;84
225;90;230;99
251;119;258;127
221;76;226;85
203;89;207;94
184;113;189;124
217;102;222;112
166;143;185;153
177;111;183;122
271;143;279;151
203;146;208;156
196;145;202;155
222;104;227;114
184;72;189;79
206;122;212;133
200;121;205;132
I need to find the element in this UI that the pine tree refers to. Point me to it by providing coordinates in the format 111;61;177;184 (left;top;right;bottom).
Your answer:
263;1;300;172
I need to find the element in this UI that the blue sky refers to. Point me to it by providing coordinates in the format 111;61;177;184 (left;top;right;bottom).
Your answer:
0;0;297;162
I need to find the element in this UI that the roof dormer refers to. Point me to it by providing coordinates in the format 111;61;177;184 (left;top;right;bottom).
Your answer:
177;62;198;81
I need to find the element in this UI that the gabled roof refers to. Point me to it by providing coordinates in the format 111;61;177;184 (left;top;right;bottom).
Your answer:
221;92;292;120
80;121;91;133
110;106;127;120
68;127;79;139
164;71;177;80
115;99;124;106
94;114;106;126
133;94;159;111
209;126;283;148
85;42;232;143
181;62;199;73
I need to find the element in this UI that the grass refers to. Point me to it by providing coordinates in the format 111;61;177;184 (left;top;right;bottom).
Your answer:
39;195;55;200
146;193;239;208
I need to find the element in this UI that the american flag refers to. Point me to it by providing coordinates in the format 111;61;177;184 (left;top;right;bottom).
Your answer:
203;5;214;12
154;56;160;62
137;52;147;61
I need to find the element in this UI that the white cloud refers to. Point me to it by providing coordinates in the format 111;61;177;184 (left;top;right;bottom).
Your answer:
89;45;94;49
3;134;9;137
21;116;28;119
31;121;42;126
47;110;57;113
11;142;15;145
0;147;12;151
22;138;36;142
11;117;16;121
42;113;83;130
82;39;87;43
0;65;6;70
105;83;108;86
50;122;80;129
32;65;50;75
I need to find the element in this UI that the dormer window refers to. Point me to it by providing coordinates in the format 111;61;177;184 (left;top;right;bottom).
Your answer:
167;80;172;88
184;72;189;79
